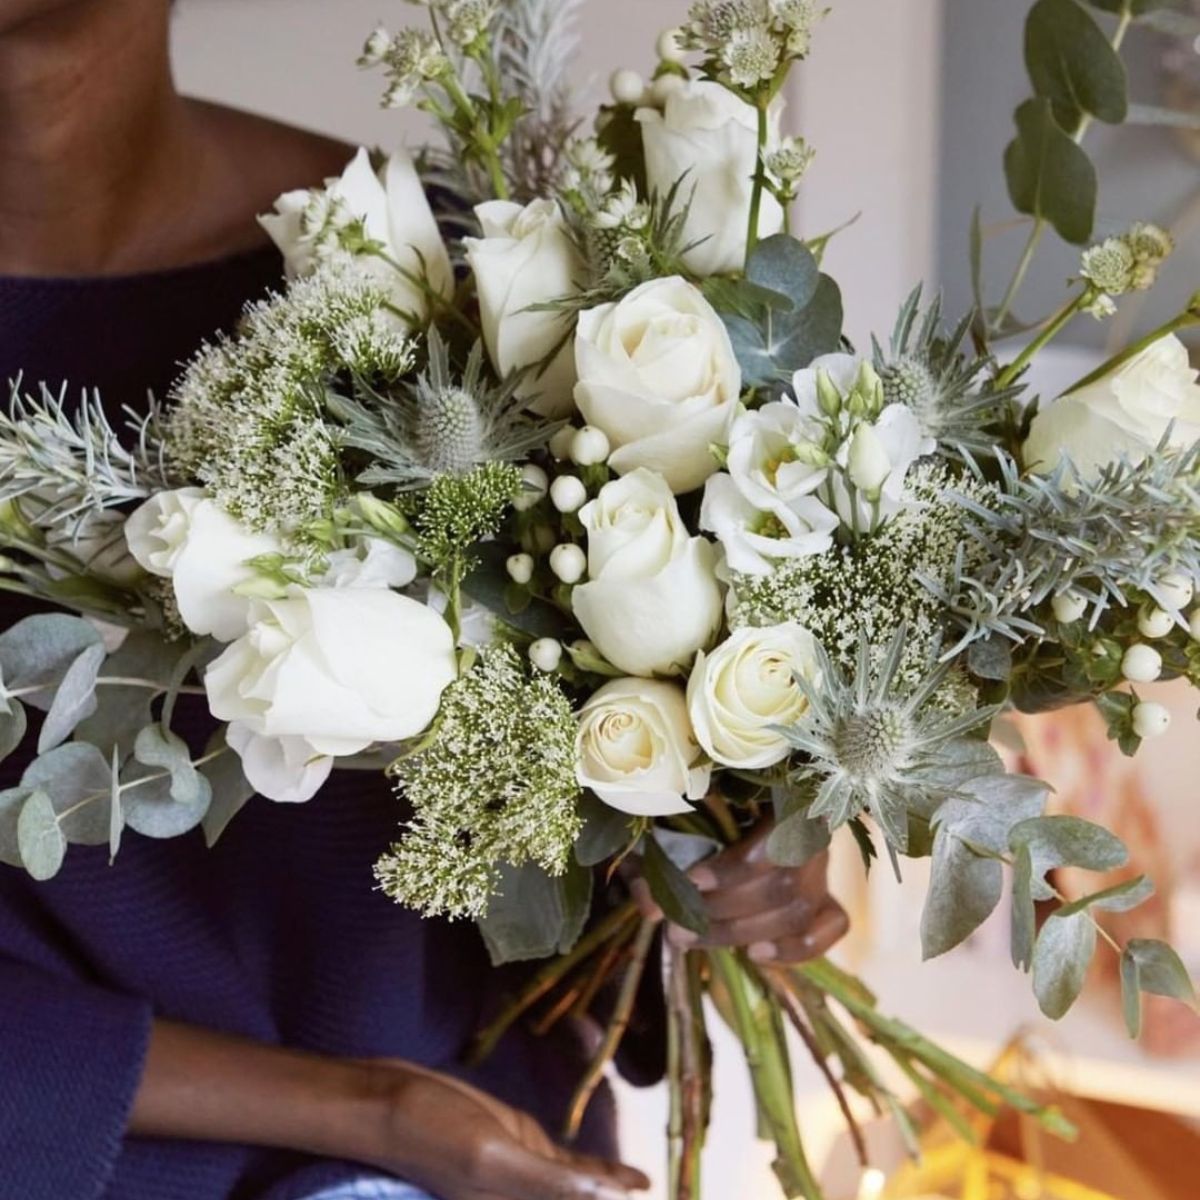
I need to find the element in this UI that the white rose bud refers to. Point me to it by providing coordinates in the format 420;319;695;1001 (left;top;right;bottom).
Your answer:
1121;643;1162;684
506;553;535;585
549;543;587;584
529;638;564;673
208;589;457;764
514;463;549;510
636;81;784;276
1131;701;1171;740
610;68;646;106
1024;334;1200;482
572;469;723;676
575;277;741;494
1137;607;1174;640
463;198;585;417
1052;591;1089;625
845;422;892;496
570;425;611;467
577;678;710;816
550;475;588;514
259;149;452;327
687;624;821;769
1157;571;1195;613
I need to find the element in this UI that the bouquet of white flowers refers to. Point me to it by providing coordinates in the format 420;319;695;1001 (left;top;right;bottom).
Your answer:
2;1;1197;1196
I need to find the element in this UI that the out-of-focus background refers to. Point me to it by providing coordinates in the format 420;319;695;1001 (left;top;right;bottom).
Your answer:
172;2;1200;1196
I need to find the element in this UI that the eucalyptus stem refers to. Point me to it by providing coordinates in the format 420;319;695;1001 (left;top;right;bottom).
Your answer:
994;292;1088;390
1064;306;1200;395
745;97;771;267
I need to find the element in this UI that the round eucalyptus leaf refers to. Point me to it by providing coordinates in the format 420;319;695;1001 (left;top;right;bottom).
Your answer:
17;789;67;882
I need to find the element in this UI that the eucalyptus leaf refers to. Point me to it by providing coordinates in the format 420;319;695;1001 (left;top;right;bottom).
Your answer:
1125;938;1197;1004
1054;874;1154;918
37;642;106;753
0;785;31;868
21;742;113;846
122;725;212;839
477;858;594;966
575;793;636;867
109;745;123;862
1004;98;1098;245
17;789;66;882
1085;0;1176;13
462;543;570;641
745;234;820;308
200;740;257;848
767;806;831;867
1032;908;1097;1018
1025;0;1128;133
1009;815;1128;901
0;614;102;711
0;702;28;765
968;637;1013;682
643;832;708;936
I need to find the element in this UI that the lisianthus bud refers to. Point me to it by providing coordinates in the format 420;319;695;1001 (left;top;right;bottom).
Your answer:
1052;591;1088;624
816;368;842;417
356;493;410;538
1132;701;1171;740
1121;643;1162;684
846;423;891;496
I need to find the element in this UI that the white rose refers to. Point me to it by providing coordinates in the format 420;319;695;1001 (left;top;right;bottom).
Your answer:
687;623;821;769
577;678;711;816
636;80;784;277
259;148;452;324
464;198;584;417
207;588;457;757
226;722;334;805
700;473;837;576
125;490;284;642
572;469;723;677
575;277;741;494
1024;334;1200;481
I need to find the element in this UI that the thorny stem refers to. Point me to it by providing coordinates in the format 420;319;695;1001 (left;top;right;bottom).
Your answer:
563;918;658;1140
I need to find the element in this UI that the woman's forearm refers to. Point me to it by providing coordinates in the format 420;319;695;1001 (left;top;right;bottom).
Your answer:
127;1019;387;1164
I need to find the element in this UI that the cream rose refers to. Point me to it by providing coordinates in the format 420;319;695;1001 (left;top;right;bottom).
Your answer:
125;490;284;642
206;588;457;757
687;623;821;769
577;678;710;817
572;469;724;678
1024;334;1200;481
636;80;784;277
259;147;452;324
574;277;741;494
464;198;583;417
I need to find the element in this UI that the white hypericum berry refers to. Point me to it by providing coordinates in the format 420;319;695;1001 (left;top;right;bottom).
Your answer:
550;475;588;514
1157;572;1195;612
549;426;577;461
1052;591;1088;625
1191;609;1200;642
1132;701;1171;740
657;27;686;63
1137;607;1175;640
513;463;549;511
650;73;686;105
1121;643;1163;684
529;638;564;673
609;68;645;106
549;543;586;584
506;553;534;585
570;425;611;466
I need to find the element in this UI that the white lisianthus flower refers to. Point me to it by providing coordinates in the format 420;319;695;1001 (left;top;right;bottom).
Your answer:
1023;334;1200;481
687;623;821;769
575;277;741;494
259;148;452;325
464;198;584;417
636;80;784;277
572;469;724;677
320;536;418;590
726;401;829;510
577;678;711;816
700;473;837;576
225;723;334;805
207;588;457;756
125;490;284;642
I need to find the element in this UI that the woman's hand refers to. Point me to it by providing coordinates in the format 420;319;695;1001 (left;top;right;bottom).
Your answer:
636;825;848;965
365;1060;649;1200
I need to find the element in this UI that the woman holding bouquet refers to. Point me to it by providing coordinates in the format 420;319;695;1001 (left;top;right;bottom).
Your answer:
0;3;848;1198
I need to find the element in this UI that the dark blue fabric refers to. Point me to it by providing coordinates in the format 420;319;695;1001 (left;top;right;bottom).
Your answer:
0;249;619;1200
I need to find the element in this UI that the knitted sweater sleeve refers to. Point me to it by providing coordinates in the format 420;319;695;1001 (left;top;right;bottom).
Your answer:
0;955;153;1200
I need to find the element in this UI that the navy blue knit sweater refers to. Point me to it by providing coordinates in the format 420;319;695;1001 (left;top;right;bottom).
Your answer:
0;248;629;1200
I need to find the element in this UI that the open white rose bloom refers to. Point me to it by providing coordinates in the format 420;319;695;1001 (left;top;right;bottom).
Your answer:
0;2;1195;1197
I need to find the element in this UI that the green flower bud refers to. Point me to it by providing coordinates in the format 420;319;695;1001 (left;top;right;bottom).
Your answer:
356;493;411;538
816;368;842;417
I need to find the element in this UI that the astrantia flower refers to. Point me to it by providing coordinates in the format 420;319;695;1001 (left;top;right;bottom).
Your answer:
373;645;582;920
440;0;499;46
1081;237;1137;297
723;24;779;88
782;628;997;852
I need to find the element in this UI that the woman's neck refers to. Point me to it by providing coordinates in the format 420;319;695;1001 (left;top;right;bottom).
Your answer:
0;1;208;275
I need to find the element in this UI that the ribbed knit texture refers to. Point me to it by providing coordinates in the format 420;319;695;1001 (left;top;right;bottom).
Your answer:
0;248;622;1200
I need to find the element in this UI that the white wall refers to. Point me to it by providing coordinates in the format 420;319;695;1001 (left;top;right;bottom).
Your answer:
170;3;946;1195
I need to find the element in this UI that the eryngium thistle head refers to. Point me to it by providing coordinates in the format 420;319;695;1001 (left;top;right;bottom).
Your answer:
782;626;997;853
879;356;939;415
414;385;486;474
